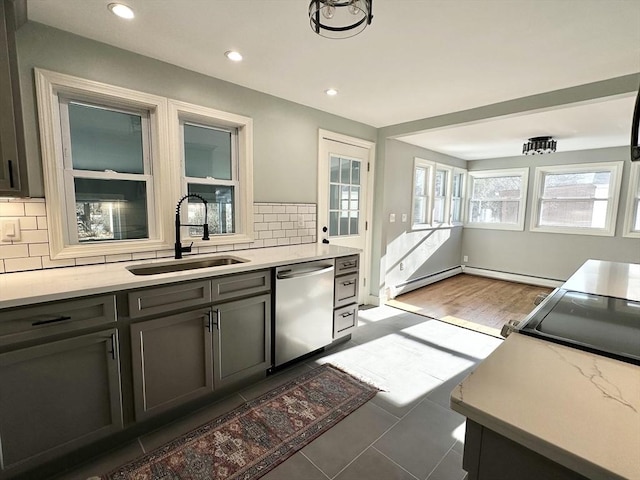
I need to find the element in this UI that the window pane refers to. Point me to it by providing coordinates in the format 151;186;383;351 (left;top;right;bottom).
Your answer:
539;200;608;228
634;199;640;231
329;211;339;236
350;186;360;211
434;170;447;197
413;197;426;224
187;184;235;235
329;184;340;210
414;167;426;196
340;158;351;184
68;103;144;174
452;173;463;197
330;156;340;183
341;186;350;211
433;197;445;223
350;211;359;235
351;161;361;186
74;178;148;241
542;171;611;200
470;200;519;223
451;198;462;223
339;212;349;236
472;176;521;199
184;124;232;180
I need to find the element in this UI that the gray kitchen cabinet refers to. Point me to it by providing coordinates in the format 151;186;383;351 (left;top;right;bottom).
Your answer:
0;0;28;196
0;329;123;478
213;293;271;389
333;255;359;339
130;308;214;421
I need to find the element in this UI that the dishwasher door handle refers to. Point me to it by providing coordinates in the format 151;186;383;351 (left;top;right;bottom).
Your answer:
276;265;334;280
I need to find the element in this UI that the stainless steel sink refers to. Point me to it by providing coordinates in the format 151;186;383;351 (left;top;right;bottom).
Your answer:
126;256;248;275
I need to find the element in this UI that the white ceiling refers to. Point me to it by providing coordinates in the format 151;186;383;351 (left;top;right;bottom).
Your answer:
27;0;640;159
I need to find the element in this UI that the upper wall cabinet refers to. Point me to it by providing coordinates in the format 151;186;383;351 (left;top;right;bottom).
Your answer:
0;0;28;196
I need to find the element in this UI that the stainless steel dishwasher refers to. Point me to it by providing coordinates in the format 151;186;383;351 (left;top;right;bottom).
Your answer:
274;260;335;367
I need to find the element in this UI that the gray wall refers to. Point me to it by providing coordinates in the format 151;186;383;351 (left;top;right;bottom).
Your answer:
462;146;640;281
16;22;377;201
375;139;467;298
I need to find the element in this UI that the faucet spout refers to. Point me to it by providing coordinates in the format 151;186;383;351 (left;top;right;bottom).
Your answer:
175;194;209;259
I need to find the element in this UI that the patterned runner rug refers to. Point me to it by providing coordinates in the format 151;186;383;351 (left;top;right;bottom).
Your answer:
104;364;378;479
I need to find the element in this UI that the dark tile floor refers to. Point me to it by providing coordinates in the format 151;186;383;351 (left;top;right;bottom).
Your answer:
55;305;502;480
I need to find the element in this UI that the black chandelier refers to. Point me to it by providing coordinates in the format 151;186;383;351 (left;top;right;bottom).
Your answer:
522;136;557;155
309;0;373;39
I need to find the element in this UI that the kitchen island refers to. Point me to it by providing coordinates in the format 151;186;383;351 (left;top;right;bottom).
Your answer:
451;260;640;480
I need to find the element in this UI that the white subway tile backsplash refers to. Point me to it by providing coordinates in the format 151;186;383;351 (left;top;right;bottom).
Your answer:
4;256;43;272
0;202;25;216
0;201;316;274
24;203;46;216
0;244;29;259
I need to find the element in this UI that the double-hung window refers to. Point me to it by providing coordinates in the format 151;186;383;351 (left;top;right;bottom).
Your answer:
450;169;466;224
35;69;170;259
531;162;623;236
60;99;153;243
432;166;450;224
170;100;253;246
465;168;529;230
624;162;640;238
412;158;434;227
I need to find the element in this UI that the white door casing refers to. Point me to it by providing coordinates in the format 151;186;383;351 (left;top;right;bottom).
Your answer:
317;129;375;305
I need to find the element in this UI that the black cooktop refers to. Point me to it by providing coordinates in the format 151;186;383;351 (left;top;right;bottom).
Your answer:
518;288;640;365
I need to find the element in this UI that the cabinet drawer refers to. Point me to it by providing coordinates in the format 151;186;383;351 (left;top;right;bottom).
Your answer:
335;255;359;275
212;269;271;302
0;295;116;347
334;273;359;308
334;304;358;339
128;280;211;319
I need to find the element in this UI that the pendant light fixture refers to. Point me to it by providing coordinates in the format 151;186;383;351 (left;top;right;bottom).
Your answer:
522;136;557;155
309;0;373;39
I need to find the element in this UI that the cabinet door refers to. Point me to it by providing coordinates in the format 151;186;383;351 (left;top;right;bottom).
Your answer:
130;309;214;421
0;329;123;473
213;294;271;389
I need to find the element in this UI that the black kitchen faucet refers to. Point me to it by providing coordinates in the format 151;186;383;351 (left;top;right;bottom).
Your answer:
175;194;210;259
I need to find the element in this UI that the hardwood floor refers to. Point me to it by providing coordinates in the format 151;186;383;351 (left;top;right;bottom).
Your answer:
387;274;553;337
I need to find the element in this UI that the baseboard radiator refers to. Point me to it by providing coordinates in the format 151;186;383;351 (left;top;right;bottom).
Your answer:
390;266;462;299
462;267;563;288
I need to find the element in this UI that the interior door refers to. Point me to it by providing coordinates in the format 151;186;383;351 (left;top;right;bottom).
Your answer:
318;131;374;304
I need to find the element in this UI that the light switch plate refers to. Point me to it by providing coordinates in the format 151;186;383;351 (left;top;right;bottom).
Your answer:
1;219;21;242
389;213;396;223
401;213;408;223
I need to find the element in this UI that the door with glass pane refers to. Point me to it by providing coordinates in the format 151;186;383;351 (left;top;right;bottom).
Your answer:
318;134;373;304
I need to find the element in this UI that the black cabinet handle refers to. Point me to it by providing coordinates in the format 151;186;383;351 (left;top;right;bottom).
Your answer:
341;312;354;318
342;280;355;286
108;333;117;360
32;315;71;326
8;160;15;188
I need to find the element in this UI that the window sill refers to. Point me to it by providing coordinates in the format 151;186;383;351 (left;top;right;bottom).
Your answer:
530;226;615;237
463;223;524;232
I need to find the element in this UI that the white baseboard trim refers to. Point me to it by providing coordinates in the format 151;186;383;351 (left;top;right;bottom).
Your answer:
391;266;463;298
463;267;563;288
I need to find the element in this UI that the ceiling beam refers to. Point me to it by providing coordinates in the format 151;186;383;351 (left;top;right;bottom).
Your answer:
380;74;640;139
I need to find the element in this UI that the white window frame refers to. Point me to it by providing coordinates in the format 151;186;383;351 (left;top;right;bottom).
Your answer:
530;161;623;237
411;157;435;228
449;167;467;225
35;69;174;259
169;100;254;246
465;168;529;231
624;162;640;238
432;165;452;225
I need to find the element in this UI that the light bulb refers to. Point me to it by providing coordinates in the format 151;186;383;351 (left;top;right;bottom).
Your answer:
322;1;335;19
348;0;360;15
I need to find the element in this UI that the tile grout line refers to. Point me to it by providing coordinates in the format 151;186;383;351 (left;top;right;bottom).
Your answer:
370;445;421;480
423;441;459;480
137;437;146;454
299;451;333;480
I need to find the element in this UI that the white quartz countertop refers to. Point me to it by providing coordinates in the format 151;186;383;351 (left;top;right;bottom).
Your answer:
451;259;640;480
0;244;360;309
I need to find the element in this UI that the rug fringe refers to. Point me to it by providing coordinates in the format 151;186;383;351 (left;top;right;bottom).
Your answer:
325;362;388;392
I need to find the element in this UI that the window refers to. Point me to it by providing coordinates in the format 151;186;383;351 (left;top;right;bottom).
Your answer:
170;100;253;246
329;155;361;236
35;69;172;259
450;169;466;224
36;70;254;259
412;158;434;227
432;166;450;224
531;162;623;236
624;162;640;238
465;168;529;231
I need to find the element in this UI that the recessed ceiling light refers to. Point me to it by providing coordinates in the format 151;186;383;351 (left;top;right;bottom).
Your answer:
225;51;243;62
325;88;338;96
108;3;135;19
